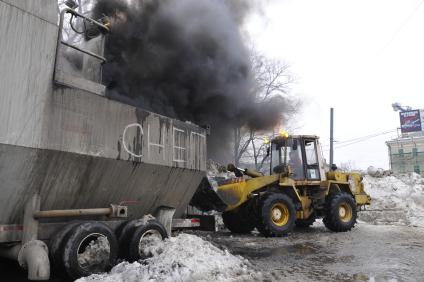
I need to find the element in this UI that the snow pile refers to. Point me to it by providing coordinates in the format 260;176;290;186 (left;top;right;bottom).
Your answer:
360;173;424;227
366;166;392;178
76;233;258;282
78;236;110;268
207;160;235;179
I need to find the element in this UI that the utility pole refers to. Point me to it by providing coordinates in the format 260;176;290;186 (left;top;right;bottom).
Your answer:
330;108;334;167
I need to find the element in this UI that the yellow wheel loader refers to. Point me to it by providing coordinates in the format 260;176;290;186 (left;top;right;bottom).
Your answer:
191;133;371;237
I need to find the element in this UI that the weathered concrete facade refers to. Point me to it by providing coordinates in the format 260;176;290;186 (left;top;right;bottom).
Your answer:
0;0;207;238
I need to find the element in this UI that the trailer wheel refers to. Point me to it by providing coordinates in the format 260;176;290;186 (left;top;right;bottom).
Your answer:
116;220;137;259
49;221;82;276
222;209;255;234
61;222;118;280
295;213;316;228
127;220;167;262
323;192;357;232
256;193;296;237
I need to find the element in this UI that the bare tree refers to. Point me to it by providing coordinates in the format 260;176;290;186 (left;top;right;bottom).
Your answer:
234;50;299;171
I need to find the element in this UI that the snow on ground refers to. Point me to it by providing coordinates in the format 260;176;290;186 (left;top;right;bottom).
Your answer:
78;236;110;269
76;233;260;282
76;172;424;282
360;172;424;227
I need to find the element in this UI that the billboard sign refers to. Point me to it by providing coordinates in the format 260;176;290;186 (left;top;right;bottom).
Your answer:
421;109;424;128
400;110;422;133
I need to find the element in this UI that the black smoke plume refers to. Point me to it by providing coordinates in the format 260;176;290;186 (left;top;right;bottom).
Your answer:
93;0;287;162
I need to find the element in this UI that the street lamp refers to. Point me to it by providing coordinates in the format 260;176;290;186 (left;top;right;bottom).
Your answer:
392;102;412;112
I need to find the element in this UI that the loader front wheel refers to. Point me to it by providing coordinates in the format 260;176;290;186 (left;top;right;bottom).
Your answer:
323;192;357;232
256;193;296;237
222;210;255;234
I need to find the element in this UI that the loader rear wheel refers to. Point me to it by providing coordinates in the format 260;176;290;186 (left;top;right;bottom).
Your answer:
323;192;357;232
222;210;255;234
256;193;296;237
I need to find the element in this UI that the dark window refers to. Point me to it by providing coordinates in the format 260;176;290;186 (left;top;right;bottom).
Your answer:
413;148;418;157
304;140;320;180
288;140;304;180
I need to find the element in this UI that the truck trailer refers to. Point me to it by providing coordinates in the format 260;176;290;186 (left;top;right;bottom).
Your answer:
0;1;207;280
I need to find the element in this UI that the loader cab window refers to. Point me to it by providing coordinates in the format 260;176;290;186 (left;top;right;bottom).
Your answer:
304;139;320;180
271;138;305;179
270;143;283;174
287;139;304;180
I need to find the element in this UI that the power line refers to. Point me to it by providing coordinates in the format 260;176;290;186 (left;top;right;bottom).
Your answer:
322;129;397;151
338;129;396;145
379;0;424;53
322;129;396;147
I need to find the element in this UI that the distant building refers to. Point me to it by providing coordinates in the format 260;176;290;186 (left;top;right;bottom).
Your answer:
386;108;424;176
386;134;424;176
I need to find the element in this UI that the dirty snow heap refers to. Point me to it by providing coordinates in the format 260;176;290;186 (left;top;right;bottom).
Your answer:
359;172;424;228
76;233;259;282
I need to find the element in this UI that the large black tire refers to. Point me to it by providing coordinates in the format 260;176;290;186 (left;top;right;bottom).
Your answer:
222;209;255;234
323;192;357;232
295;213;316;228
127;220;168;262
49;221;82;276
117;219;140;259
255;193;296;237
61;222;118;280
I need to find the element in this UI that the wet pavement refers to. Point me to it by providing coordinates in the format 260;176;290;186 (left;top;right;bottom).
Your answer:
195;221;424;282
2;221;423;281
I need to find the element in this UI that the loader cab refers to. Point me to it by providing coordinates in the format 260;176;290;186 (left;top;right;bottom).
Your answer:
270;135;323;181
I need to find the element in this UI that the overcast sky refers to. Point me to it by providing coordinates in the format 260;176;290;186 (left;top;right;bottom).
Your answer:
245;0;423;170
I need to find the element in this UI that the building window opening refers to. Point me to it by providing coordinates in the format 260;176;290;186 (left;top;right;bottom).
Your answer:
413;148;418;157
